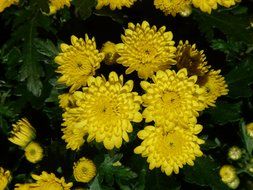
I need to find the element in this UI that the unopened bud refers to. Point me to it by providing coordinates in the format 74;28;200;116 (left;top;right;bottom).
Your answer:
228;146;242;161
219;165;237;183
227;177;240;189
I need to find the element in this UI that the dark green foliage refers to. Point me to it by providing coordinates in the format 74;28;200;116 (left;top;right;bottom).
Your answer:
183;157;230;190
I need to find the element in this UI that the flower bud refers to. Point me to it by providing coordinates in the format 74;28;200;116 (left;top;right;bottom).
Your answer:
179;5;192;17
227;177;240;189
246;123;253;137
101;41;119;65
24;142;44;163
219;165;237;183
228;146;242;161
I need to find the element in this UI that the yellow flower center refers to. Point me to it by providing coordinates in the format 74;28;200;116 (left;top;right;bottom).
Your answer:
81;166;88;174
29;149;36;156
139;45;158;64
97;99;119;116
75;60;93;75
163;130;184;155
161;91;180;109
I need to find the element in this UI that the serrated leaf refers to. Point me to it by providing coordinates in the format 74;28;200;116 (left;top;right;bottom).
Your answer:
73;0;97;20
99;154;137;187
211;39;246;55
193;8;253;44
10;10;45;97
183;156;230;190
90;175;114;190
18;20;44;97
204;101;242;124
226;56;253;98
34;39;59;58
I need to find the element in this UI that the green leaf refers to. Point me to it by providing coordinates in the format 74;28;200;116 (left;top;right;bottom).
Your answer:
90;175;114;190
145;170;180;190
204;101;242;125
34;39;59;58
99;154;137;187
73;0;97;20
226;56;253;98
193;8;253;44
211;39;246;55
183;156;230;190
90;176;103;190
240;121;253;154
12;11;45;97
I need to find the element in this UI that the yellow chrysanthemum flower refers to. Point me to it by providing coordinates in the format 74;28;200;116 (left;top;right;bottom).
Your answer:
62;72;142;150
58;93;76;109
96;0;137;10
176;40;211;77
246;123;253;137
31;171;73;190
24;142;44;164
116;21;176;79
154;0;192;16
192;0;217;14
8;118;36;148
134;125;204;175
0;0;18;13
141;69;205;128
55;35;105;92
0;167;11;190
73;157;96;183
217;0;241;8
49;0;71;14
101;41;119;65
198;69;228;107
219;165;237;183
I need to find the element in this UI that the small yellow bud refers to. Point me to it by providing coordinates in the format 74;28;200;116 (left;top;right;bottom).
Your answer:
101;41;119;65
112;161;122;167
219;165;237;183
24;142;44;163
248;166;253;173
246;123;253;137
227;177;240;189
73;157;96;183
228;146;242;161
179;5;192;17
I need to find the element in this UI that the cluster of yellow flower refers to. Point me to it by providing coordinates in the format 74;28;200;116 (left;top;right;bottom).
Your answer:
219;165;240;189
56;21;228;176
218;123;253;189
154;0;241;16
8;118;43;164
0;0;240;15
4;119;97;189
12;157;96;189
